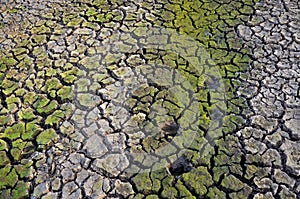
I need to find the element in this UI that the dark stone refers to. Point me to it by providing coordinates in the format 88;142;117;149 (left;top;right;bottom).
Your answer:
161;121;179;136
168;155;192;176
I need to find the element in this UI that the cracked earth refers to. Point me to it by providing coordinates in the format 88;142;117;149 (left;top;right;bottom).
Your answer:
0;0;299;198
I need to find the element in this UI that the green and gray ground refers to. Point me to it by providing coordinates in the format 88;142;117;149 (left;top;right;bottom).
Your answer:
0;0;299;198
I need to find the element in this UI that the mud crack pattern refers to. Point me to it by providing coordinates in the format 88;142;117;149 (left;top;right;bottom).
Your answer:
0;0;299;198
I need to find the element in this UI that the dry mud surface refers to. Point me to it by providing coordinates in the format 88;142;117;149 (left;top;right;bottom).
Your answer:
0;0;299;198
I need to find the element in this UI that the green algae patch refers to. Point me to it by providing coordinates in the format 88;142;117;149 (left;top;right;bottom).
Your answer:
145;195;159;199
12;47;27;56
0;164;30;198
57;86;73;101
5;6;24;14
18;108;37;121
161;186;177;198
11;139;34;161
79;55;101;70
0;115;13;126
0;165;18;189
60;68;79;84
33;95;50;110
86;8;98;17
1;79;19;95
175;180;196;198
132;173;154;194
43;77;62;92
22;120;42;140
37;100;58;115
161;177;178;198
6;95;21;112
221;175;245;191
207;187;226;198
0;139;8;151
67;17;83;27
0;57;18;67
11;181;30;199
36;128;58;147
182;166;214;196
127;0;259;196
76;93;100;108
32;34;47;44
95;13;113;23
31;25;51;34
45;110;65;126
0;151;10;167
1;122;25;140
15;160;33;179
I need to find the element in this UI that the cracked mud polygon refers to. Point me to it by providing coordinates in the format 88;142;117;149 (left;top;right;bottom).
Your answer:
0;0;299;198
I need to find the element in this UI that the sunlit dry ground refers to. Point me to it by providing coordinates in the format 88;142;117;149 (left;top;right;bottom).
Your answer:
0;0;299;198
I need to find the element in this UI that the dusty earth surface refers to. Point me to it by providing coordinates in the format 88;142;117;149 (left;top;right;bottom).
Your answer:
0;0;299;198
